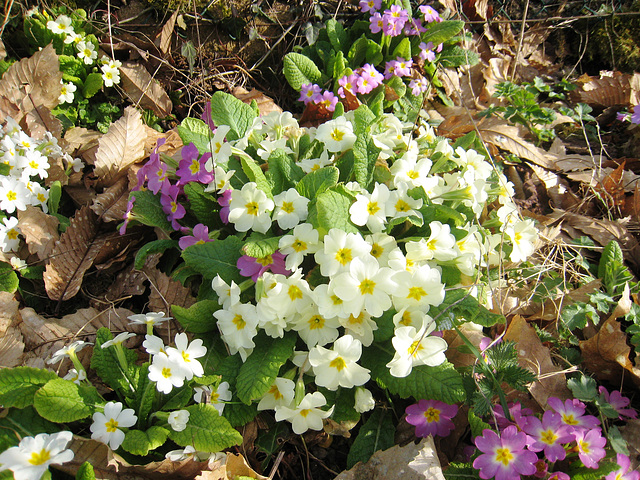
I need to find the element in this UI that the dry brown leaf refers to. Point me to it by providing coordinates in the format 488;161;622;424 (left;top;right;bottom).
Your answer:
225;453;268;480
620;419;640;469
595;161;627;208
0;292;23;367
572;71;633;107
91;177;130;222
21;105;63;141
18;206;60;261
566;167;640;195
445;323;486;368
0;39;5;61
143;263;196;316
102;264;148;303
64;127;102;164
93;231;140;269
44;206;105;301
45;156;69;187
231;86;282;116
158;11;179;55
93;106;147;187
529;163;581;210
0;44;61;123
504;315;572;407
119;62;172;117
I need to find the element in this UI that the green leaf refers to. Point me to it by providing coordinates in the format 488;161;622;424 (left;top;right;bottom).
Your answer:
361;345;465;403
184;182;221;226
429;289;504;329
422;20;465;45
598;240;633;295
242;232;281;259
560;302;598;330
468;408;491;438
161;384;193;411
283;53;322;91
311;185;358;236
296;166;339;199
169;404;243;452
33;379;98;422
569;460;620;480
608;425;629;455
0;367;58;409
392;37;411;60
567;375;598;402
134;239;179;269
443;463;480;480
347;36;368;68
325;387;360;424
182;236;243;285
0;262;18;293
172;300;219;333
48;181;62;216
438;45;479;68
266;150;305;195
177;117;213;155
129;363;154;430
209;91;257;142
121;426;169;456
59;55;86;79
75;462;96;480
83;72;103;98
241;157;273;198
385;75;406;99
346;409;395;468
0;406;59;452
130;190;172;233
326;19;348;52
236;332;296;404
91;327;138;394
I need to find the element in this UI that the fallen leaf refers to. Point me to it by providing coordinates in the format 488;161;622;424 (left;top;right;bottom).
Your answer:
0;292;23;368
504;315;572;407
572;71;634;107
231;86;283;116
158;11;179;55
225;453;268;480
595;160;627;209
0;38;5;61
529;163;581;211
119;62;172;118
64;127;102;165
93;106;147;187
18;206;60;261
142;263;196;321
91;177;130;222
21;105;63;141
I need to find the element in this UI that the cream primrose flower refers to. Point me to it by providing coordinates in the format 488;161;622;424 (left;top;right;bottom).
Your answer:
338;310;377;347
405;221;457;263
90;402;137;450
278;222;320;271
165;332;207;380
256;137;293;161
0;431;74;480
168;410;190;432
505;219;538;263
455;226;484;276
298;150;333;174
315;229;371;277
0;216;21;252
165;446;226;464
211;275;241;309
0;176;29;213
204;165;234;193
100;64;121;87
497;203;520;229
388;184;423;222
128;311;172;328
227;182;274;233
292;350;311;373
390;155;432;189
203;125;232;170
387;247;417;273
274;391;333;435
272;188;309;230
260;268;312;320
257;111;299;139
349;183;390;233
9;256;27;271
143;334;166;356
291;303;341;348
391;264;445;311
47;340;92;364
63;367;87;385
308;335;370;390
315;117;357;152
372;114;405;158
454;147;493;182
330;255;397;318
365;232;397;267
58;81;77;104
76;40;97;65
495;172;516;205
46;15;74;36
101;332;136;349
29;183;49;213
148;352;188;393
354;387;375;413
386;323;448;378
193;384;212;404
257;377;295;411
393;307;432;330
213;302;258;361
313;283;349;320
63;31;80;45
209;381;232;415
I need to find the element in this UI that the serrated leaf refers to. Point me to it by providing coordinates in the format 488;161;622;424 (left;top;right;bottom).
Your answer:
468;409;491;438
184;182;221;227
0;367;57;409
346;409;395;468
33;379;97;422
130;190;173;232
283;53;321;91
429;289;504;328
242;232;281;259
181;236;243;285
119;61;172;117
236;332;296;404
567;375;598;402
0;263;18;293
121;426;169;456
296;166;339;199
241;157;272;198
134;239;179;270
83;72;103;98
172;300;219;333
177;117;213;155
75;462;96;480
209;91;256;142
169;404;242;452
93;106;146;186
312;186;358;235
560;302;598;330
422;20;465;45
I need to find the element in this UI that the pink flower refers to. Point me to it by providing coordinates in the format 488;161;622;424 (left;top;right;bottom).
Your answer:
369;12;384;34
547;397;600;432
523;410;573;462
356;75;374;95
218;189;232;224
573;429;606;469
237;251;290;281
631;104;640;124
119;196;136;235
598;387;637;420
409;78;428;96
473;426;538;480
317;91;338;112
532;459;548;478
548;473;570;480
617;112;630;122
338;74;358;97
360;64;384;87
606;454;640;480
202;100;215;131
147;161;170;195
179;223;213;250
405;399;458;438
359;0;381;13
419;42;436;62
393;57;412;76
160;184;185;231
299;83;322;104
419;5;442;23
492;402;533;430
384;60;398;79
176;143;213;185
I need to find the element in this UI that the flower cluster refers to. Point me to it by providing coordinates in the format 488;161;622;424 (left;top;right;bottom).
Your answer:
0;118;81;253
471;395;638;480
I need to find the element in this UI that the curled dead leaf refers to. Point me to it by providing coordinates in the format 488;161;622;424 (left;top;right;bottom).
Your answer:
91;177;130;222
64;127;102;165
18;206;60;261
119;62;172;118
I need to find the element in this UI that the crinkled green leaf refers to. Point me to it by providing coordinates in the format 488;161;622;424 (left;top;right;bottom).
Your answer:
242;232;281;259
0;367;58;409
121;426;169;456
209;91;256;142
392;37;411;61
184;182;221;227
283;53;321;91
310;185;358;236
75;462;96;480
296;166;339;200
429;288;504;329
241;157;273;199
422;20;465;46
172;300;219;333
128;363;153;430
0;263;18;294
326;19;348;52
177;117;213;155
83;72;103;98
182;236;243;285
0;406;59;452
266;150;305;195
438;45;479;68
569;460;620;480
236;332;296;404
346;409;394;468
169;404;242;452
33;379;98;423
91;327;138;394
130;190;172;233
134;239;179;270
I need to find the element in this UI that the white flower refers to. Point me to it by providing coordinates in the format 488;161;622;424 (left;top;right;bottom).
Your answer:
63;31;80;45
46;15;74;36
148;352;188;393
213;302;259;361
9;256;26;271
168;410;190;432
204;125;232;170
128;311;172;327
405;221;457;263
365;232;397;267
388;184;423;221
63;368;86;385
298;150;333;174
506;219;538;263
100;64;120;87
257;377;295;411
256;138;293;161
0;431;74;480
210;381;232;415
29;183;49;212
0;176;29;213
166;332;207;380
386;323;448;378
349;183;390;233
354;387;375;413
272;188;309;230
227;182;274;233
391;264;445;311
390;155;432;189
274;392;333;435
211;275;241;309
76;41;97;65
0;216;21;252
314;229;371;277
90;402;137;450
308;335;370;390
278;223;321;270
313;283;349;321
205;166;234;193
393;307;431;330
193;385;212;404
257;111;299;139
454;147;493;182
63;154;84;173
338;311;377;347
58;81;77;104
101;332;136;349
143;334;166;356
315;117;357;152
291;303;341;348
166;445;197;462
47;340;92;364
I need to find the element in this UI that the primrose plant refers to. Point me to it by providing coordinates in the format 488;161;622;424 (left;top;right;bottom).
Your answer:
284;1;477;123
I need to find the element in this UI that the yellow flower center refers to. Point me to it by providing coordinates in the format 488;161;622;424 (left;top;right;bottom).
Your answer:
288;285;303;300
170;201;178;213
370;243;382;258
6;229;18;240
281;201;295;213
407;170;419;180
408;340;423;357
562;414;579;426
367;201;380;215
335;248;352;265
233;314;246;330
161;367;172;378
424;407;440;423
7;191;16;201
309;315;325;330
329;356;347;371
299;409;311;418
268;385;283;400
189;159;200;174
182;351;190;363
579;440;590;453
245;201;259;216
256;255;273;266
540;430;558;445
331;295;343;306
495;447;513;466
292;239;307;252
427;239;437;250
399;311;413;326
395;199;410;212
331;128;345;142
37;193;46;202
359;278;376;295
29;448;51;465
407;286;427;301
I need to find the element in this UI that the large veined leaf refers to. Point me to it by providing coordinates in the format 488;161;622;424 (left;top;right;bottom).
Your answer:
208;92;257;142
43;206;105;302
347;409;395;468
119;61;172;117
33;379;99;423
169;404;242;452
0;367;57;409
93;106;147;187
283;53;321;91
